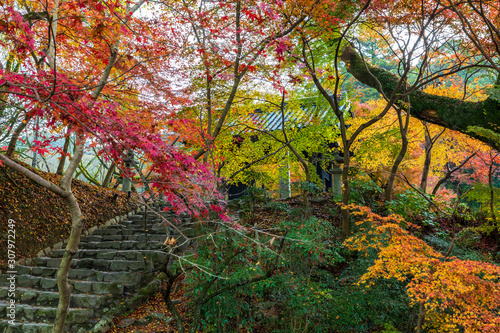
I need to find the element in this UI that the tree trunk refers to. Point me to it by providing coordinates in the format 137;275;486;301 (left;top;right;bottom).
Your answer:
5;117;29;157
416;301;426;333
53;192;83;332
56;129;71;175
102;162;115;188
282;142;310;214
0;150;83;333
420;129;432;193
431;152;476;196
488;161;496;221
52;138;85;333
384;108;410;201
341;152;351;236
162;272;185;333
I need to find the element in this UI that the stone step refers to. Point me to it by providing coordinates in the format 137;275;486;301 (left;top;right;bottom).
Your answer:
0;320;53;333
76;240;164;251
98;221;192;233
81;234;167;243
23;257;153;272
125;218;192;226
131;212;192;220
2;267;99;281
49;249;168;262
0;288;109;309
117;220;159;227
1;275;137;293
108;221;176;231
129;214;163;222
92;227;167;236
0;207;189;332
0;302;94;325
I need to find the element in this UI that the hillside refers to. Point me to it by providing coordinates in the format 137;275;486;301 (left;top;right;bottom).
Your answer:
0;160;139;269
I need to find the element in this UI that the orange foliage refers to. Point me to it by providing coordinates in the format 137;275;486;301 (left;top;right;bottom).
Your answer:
344;205;500;332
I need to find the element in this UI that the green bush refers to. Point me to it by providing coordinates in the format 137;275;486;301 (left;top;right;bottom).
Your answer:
291;180;322;195
386;189;437;227
262;200;290;213
177;214;416;332
350;177;383;209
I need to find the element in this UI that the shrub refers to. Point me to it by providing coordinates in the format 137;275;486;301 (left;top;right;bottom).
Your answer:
350;177;383;209
386;189;437;227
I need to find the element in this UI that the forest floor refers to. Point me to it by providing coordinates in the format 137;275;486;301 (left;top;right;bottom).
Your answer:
0;159;140;269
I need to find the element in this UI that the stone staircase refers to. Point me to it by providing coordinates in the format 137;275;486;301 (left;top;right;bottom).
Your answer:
0;207;193;333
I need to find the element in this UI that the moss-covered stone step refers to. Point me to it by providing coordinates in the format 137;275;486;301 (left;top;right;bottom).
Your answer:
117;220;162;227
110;222;172;233
76;240;163;250
0;302;94;324
81;233;167;243
1;275;132;294
0;208;194;332
130;212;190;221
91;227;166;236
26;257;152;272
49;249;168;262
0;320;53;333
0;288;110;309
9;270;144;285
12;266;98;280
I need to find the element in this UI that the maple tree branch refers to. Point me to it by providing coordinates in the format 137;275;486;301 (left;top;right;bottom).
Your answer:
396;172;451;217
224;140;293;184
23;11;49;21
445;0;500;73
192;9;310;160
431;152;477;196
200;234;287;305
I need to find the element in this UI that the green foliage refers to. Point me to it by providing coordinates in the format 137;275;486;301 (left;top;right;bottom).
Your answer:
465;183;500;213
187;212;419;332
424;233;452;253
381;323;401;333
350;177;383;208
453;203;475;224
291;180;322;195
484;86;500;103
467;125;500;144
464;183;500;234
455;227;481;248
278;216;344;264
237;186;269;220
386;189;437;227
178;222;275;332
262;200;290;213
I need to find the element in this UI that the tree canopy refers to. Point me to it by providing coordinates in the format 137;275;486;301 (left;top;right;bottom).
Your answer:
2;0;500;332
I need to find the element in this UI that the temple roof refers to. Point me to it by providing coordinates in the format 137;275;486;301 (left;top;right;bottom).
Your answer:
229;94;351;133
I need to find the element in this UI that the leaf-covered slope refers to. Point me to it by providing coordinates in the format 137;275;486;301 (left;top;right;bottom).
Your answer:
0;160;139;269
